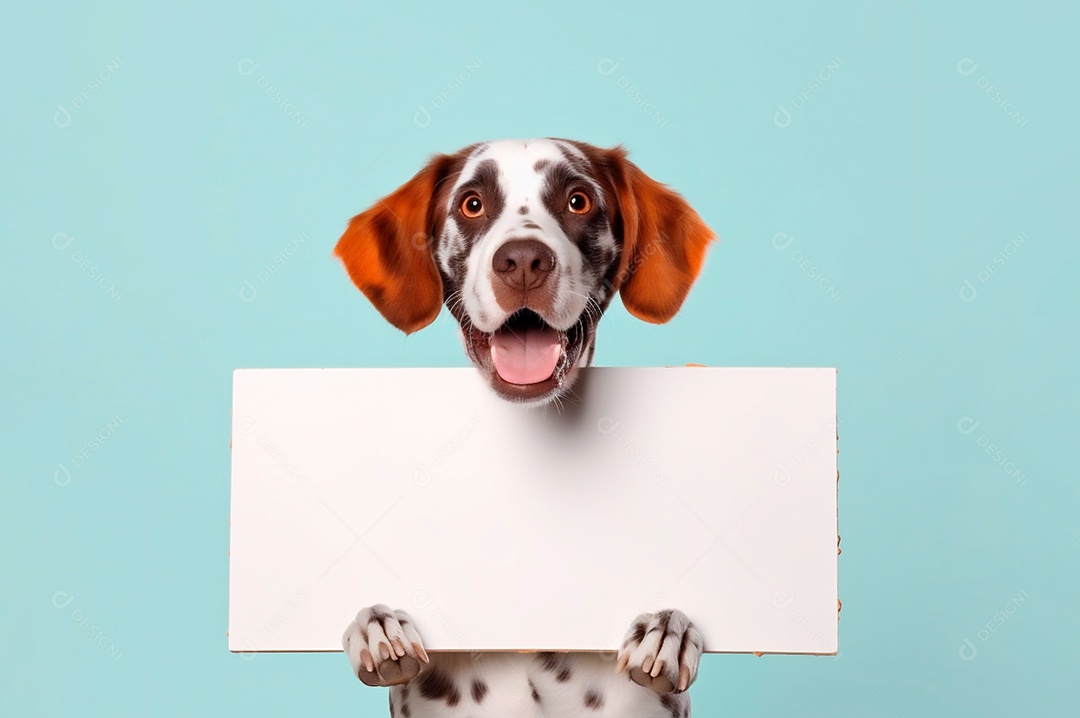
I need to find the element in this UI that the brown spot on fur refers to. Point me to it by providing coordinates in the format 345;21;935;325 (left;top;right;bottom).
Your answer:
416;668;461;706
471;679;488;703
556;667;572;682
584;689;604;709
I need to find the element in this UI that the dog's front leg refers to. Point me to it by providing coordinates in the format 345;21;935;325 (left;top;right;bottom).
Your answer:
616;609;704;693
342;604;430;686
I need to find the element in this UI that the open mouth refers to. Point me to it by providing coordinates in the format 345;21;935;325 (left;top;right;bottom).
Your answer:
466;309;584;402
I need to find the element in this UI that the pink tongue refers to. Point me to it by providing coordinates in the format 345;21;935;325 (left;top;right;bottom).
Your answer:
490;326;562;384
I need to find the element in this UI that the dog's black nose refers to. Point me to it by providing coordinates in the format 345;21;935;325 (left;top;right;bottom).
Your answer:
492;239;555;291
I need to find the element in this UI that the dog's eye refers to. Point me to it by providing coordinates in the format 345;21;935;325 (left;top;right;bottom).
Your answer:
461;194;484;218
568;192;591;214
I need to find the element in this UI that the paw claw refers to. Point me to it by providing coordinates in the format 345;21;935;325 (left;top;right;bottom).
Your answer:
413;641;430;663
343;606;429;687
615;652;629;673
360;647;374;673
616;609;703;694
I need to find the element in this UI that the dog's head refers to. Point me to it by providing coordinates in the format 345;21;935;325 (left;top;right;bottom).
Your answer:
335;139;715;406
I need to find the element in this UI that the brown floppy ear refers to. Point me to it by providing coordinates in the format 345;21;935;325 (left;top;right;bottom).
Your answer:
334;154;458;334
606;148;716;324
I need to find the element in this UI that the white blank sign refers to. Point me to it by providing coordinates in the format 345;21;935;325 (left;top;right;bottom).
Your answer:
229;367;837;655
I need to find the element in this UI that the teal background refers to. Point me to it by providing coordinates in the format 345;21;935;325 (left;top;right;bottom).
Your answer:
2;1;1077;715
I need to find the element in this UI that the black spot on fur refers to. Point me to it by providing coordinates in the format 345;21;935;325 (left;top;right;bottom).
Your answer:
471;679;488;703
530;680;541;703
556;667;572;682
401;701;410;718
584;689;604;709
538;652;561;672
631;621;648;644
416;668;461;706
659;692;684;718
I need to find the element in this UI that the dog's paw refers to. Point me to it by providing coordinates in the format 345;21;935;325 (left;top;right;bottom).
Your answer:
342;604;429;686
616;609;703;693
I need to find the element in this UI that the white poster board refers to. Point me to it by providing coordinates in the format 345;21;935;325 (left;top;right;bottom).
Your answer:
229;367;838;654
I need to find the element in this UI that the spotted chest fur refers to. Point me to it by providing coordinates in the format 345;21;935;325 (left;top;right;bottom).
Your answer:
344;606;702;718
387;654;690;718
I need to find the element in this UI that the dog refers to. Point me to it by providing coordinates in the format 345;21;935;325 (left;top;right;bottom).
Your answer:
335;139;715;717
